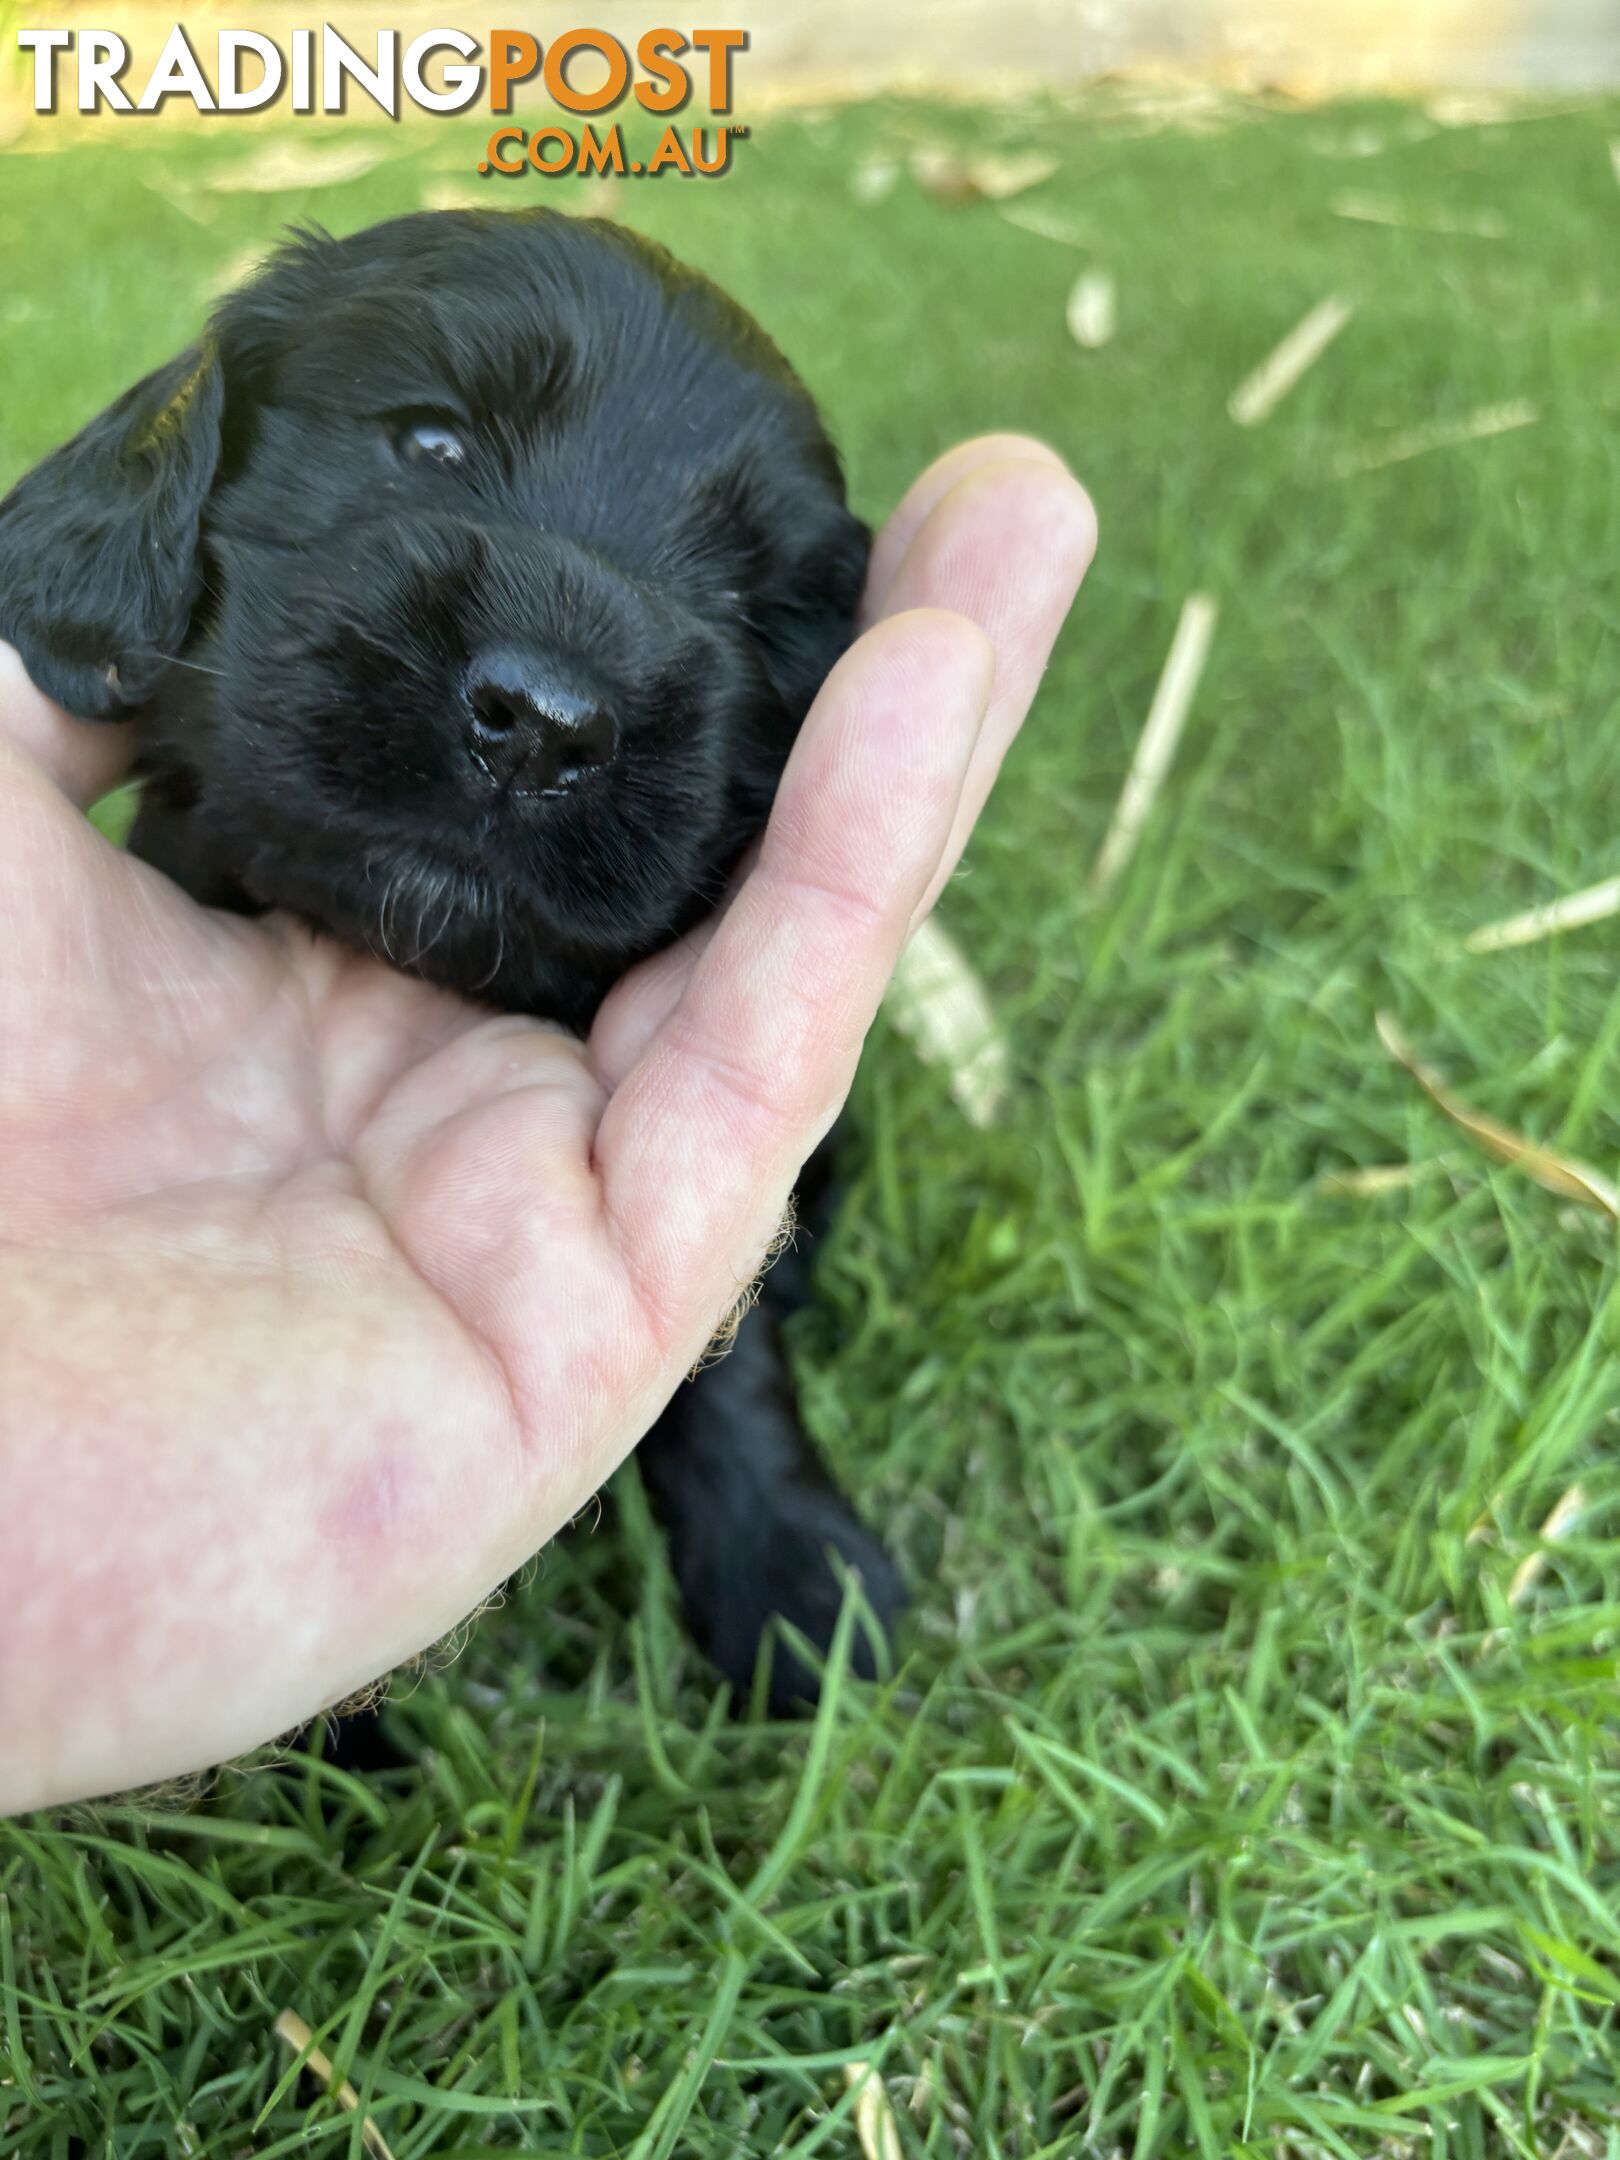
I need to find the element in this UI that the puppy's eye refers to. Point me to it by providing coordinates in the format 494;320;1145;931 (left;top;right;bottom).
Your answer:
392;413;467;469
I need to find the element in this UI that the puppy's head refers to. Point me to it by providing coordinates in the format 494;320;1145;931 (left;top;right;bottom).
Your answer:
0;210;869;1024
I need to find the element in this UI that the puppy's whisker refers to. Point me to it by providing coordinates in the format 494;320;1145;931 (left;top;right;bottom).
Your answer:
413;865;461;965
364;852;493;976
149;651;228;680
472;905;508;994
375;866;404;967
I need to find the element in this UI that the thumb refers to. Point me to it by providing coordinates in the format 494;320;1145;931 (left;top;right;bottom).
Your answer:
593;606;995;1366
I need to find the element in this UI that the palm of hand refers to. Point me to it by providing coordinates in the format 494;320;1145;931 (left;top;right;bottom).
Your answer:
4;733;693;1541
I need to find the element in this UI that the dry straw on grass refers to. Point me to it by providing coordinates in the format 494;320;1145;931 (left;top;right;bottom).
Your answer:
999;200;1089;246
1066;269;1117;349
1089;594;1218;896
1329;192;1506;237
850;155;899;204
1317;1162;1421;1198
908;147;1056;205
214;140;385;192
1227;295;1354;427
1334;399;1539;474
1507;1483;1586;1607
273;2011;397;2160
1463;874;1620;954
843;2063;904;2160
1376;1013;1620;1221
886;916;1011;1129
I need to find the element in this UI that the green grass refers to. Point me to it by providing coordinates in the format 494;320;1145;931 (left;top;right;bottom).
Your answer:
6;85;1620;2156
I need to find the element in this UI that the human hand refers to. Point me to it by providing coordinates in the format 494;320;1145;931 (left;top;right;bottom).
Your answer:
0;437;1095;1812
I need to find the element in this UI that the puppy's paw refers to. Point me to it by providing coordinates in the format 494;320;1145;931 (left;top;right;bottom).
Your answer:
306;1702;411;1774
678;1482;907;1716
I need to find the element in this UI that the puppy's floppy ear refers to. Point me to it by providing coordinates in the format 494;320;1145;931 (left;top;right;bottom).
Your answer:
752;493;873;722
0;343;224;720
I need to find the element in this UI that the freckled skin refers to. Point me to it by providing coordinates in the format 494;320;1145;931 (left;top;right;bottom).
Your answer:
321;1442;407;1554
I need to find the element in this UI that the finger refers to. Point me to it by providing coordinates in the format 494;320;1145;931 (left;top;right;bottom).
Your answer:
862;433;1071;622
0;641;136;809
876;455;1096;927
0;673;252;1122
597;607;994;1361
589;449;1094;1095
585;911;717;1098
586;838;765;1094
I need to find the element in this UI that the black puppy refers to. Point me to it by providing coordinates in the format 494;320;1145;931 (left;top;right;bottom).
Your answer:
0;208;904;1715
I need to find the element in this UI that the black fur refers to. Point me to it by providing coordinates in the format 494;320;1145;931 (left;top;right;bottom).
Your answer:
0;208;903;1718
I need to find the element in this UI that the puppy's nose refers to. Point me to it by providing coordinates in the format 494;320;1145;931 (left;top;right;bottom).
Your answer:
465;650;617;794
